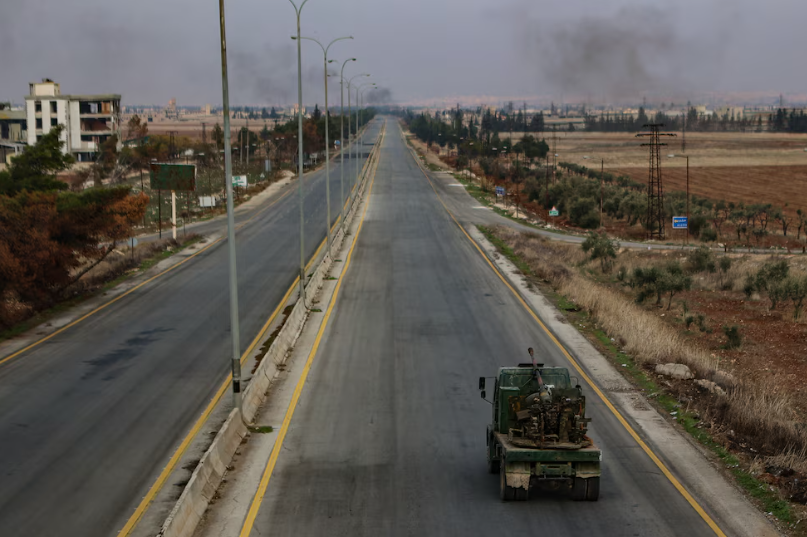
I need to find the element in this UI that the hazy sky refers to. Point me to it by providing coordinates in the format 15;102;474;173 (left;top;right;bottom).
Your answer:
2;0;806;107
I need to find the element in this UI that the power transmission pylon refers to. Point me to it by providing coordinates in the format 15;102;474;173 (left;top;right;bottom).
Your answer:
636;124;676;240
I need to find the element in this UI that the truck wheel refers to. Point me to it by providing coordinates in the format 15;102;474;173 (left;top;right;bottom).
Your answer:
571;477;587;501
500;468;516;501
487;454;500;474
585;477;600;501
515;486;529;502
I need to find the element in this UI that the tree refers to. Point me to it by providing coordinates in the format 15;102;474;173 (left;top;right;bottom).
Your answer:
0;125;74;196
126;115;148;142
312;104;322;122
581;231;619;272
212;123;224;150
658;262;692;310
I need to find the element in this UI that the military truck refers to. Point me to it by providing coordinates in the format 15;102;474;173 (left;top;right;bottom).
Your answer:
480;351;601;501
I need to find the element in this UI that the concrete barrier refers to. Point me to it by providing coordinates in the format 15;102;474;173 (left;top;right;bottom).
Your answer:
157;124;384;537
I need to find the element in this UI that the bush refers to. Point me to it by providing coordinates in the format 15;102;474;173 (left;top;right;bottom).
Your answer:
699;226;718;242
689;214;708;238
581;232;619;272
569;197;598;228
687;246;716;273
722;325;742;349
685;315;695;329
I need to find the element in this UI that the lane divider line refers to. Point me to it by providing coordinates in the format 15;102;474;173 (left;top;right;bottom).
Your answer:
238;123;384;537
403;124;727;537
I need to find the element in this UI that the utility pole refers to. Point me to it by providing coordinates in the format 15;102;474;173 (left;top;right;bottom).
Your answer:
600;158;604;229
217;0;242;414
551;125;557;184
637;124;676;241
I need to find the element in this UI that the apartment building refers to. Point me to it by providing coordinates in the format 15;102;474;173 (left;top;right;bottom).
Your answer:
25;79;121;162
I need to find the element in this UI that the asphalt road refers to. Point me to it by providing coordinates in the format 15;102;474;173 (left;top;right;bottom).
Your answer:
245;122;729;536
0;121;382;537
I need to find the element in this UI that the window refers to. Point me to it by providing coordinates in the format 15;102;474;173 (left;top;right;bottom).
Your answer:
51;118;58;127
35;101;42;113
35;118;42;130
50;101;57;114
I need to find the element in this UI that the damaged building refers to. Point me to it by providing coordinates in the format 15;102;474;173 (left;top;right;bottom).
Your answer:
25;79;121;162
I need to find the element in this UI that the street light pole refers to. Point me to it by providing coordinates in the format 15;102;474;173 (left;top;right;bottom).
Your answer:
289;0;309;302
346;73;369;201
339;58;356;230
217;0;242;413
357;83;376;185
294;35;353;260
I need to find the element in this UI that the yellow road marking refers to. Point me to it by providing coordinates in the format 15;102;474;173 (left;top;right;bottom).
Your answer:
120;129;384;536
405;123;727;537
238;124;384;537
116;212;346;536
0;186;294;369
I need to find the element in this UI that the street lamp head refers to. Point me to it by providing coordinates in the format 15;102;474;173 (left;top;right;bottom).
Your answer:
291;36;297;40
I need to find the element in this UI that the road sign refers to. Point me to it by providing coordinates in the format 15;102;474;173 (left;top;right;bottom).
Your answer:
672;216;688;229
495;186;506;196
232;175;248;188
549;206;559;217
199;196;217;208
149;163;196;191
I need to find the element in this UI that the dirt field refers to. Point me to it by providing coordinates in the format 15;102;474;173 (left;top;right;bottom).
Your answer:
126;116;284;140
614;165;807;214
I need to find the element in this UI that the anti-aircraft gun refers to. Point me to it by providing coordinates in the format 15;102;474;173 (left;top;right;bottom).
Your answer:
479;348;601;501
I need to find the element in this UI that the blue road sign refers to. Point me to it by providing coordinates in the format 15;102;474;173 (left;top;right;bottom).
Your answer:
672;216;688;229
495;186;505;196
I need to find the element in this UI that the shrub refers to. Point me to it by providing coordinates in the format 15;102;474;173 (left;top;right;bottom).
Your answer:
569;197;598;229
687;246;716;273
722;325;742;349
699;226;718;242
685;315;695;329
581;232;619;272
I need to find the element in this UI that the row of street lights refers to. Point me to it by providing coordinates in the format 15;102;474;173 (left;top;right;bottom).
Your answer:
217;0;377;414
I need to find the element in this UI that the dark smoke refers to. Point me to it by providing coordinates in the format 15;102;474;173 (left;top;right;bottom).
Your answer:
522;5;729;101
365;87;394;105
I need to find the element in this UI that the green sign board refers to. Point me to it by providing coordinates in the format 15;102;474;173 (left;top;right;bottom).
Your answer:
149;163;196;191
549;207;559;217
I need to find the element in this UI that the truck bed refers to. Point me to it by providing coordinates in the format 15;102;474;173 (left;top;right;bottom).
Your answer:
495;432;601;463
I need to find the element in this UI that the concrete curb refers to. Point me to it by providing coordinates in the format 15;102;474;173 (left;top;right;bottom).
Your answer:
157;124;383;537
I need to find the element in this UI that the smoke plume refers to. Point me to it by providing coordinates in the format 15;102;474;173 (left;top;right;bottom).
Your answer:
521;5;730;101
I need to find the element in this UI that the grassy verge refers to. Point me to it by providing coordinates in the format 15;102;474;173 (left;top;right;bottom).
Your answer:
0;234;206;345
479;223;798;532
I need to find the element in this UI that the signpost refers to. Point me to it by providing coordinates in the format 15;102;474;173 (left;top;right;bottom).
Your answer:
495;186;505;197
549;206;559;217
673;216;688;248
232;175;248;187
150;163;196;240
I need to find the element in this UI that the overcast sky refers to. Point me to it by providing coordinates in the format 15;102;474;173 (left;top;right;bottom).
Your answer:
2;0;806;107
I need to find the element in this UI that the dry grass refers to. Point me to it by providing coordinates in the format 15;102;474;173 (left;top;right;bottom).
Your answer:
489;224;807;474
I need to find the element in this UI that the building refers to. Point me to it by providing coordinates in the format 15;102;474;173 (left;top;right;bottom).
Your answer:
0;105;27;165
25;79;122;162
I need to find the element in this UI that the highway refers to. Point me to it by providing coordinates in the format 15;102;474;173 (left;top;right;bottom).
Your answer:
241;121;735;536
0;121;382;537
